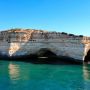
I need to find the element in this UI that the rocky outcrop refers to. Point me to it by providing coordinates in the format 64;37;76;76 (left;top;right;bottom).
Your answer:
0;28;89;63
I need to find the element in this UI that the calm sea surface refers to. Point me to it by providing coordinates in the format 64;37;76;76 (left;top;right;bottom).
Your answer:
0;60;90;90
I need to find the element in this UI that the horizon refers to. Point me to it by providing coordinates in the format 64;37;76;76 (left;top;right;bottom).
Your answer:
0;0;90;36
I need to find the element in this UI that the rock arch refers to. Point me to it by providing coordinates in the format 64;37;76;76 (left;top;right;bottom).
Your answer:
84;49;90;62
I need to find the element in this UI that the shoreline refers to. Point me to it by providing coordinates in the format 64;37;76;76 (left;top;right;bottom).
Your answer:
0;54;82;65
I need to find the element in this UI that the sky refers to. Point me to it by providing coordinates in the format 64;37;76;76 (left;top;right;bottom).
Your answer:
0;0;90;36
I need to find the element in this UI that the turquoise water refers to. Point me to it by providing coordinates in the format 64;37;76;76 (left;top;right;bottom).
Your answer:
0;61;90;90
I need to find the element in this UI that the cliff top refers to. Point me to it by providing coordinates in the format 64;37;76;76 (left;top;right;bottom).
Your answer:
0;28;88;39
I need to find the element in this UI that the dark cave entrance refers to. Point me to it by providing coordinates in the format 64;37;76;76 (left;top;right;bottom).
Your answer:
37;48;57;57
84;50;90;63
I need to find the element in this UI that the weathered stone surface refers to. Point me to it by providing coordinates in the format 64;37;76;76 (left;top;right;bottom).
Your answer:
0;29;89;62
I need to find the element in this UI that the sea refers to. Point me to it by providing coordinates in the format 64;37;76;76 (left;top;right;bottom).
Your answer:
0;60;90;90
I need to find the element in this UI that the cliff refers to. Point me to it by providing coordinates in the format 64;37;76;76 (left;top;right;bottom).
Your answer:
0;28;89;63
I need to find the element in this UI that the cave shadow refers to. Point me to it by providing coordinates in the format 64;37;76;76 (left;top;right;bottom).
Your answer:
36;48;57;57
84;50;90;63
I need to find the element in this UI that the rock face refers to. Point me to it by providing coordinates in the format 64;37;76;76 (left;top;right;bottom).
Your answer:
0;28;89;62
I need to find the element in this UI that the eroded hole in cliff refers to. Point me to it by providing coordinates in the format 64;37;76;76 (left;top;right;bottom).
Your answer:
84;50;90;63
37;48;57;57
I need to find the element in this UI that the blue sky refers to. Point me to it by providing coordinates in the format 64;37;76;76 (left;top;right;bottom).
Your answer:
0;0;90;36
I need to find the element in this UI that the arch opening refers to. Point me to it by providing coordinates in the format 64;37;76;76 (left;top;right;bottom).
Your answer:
37;48;57;57
84;50;90;63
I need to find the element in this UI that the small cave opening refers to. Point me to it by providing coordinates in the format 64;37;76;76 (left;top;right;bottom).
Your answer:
37;48;57;57
84;50;90;63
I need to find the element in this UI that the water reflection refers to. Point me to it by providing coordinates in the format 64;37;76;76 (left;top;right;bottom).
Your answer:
0;60;89;90
83;64;90;80
8;63;20;81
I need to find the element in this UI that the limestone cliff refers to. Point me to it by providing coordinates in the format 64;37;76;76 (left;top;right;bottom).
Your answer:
0;28;89;61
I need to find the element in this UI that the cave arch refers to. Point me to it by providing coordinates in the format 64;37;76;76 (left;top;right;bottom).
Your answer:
84;50;90;62
37;48;57;57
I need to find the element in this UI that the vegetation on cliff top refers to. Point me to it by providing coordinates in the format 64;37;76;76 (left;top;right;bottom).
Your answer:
1;28;84;38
